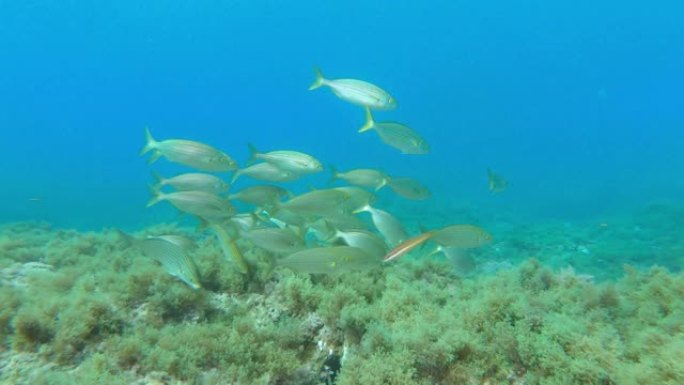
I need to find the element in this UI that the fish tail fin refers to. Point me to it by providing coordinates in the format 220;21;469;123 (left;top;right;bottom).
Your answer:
114;229;136;247
358;107;375;133
351;204;370;215
329;164;339;184
151;171;164;189
230;169;242;184
146;184;163;208
140;126;158;156
247;143;259;165
308;67;326;90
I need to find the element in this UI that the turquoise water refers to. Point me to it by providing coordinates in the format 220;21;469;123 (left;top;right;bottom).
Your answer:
2;1;683;229
1;2;683;384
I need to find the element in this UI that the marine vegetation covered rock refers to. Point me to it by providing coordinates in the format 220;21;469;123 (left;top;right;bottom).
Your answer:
0;223;683;385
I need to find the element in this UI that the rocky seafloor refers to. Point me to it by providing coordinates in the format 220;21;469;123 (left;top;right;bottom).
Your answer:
0;204;682;385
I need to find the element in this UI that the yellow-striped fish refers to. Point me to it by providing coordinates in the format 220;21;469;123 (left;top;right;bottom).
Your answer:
331;166;389;191
431;224;492;248
359;109;429;155
309;68;396;110
140;127;237;172
487;168;508;194
278;246;380;274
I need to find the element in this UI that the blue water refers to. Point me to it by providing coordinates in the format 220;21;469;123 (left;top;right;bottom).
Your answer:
1;0;683;229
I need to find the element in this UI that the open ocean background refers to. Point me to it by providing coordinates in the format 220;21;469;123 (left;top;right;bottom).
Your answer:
1;0;683;230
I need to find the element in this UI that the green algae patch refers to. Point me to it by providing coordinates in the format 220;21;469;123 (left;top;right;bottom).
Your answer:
0;222;683;385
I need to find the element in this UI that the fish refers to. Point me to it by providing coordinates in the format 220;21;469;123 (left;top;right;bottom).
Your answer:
140;127;238;172
425;244;477;276
153;234;198;251
487;168;508;194
354;204;408;247
248;144;323;174
153;172;229;194
430;224;492;248
332;186;376;213
382;231;435;262
209;223;249;274
230;213;262;232
241;227;306;254
326;226;388;259
359;109;429;155
147;189;236;223
330;166;389;191
387;177;431;200
277;246;381;274
119;232;201;289
228;185;289;208
308;68;396;110
279;188;350;217
442;247;476;277
231;162;299;184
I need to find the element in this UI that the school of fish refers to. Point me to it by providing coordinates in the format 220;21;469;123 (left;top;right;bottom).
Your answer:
128;68;497;288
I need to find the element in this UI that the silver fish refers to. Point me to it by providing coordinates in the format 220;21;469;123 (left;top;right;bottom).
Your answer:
332;186;376;213
279;189;350;217
242;227;306;254
309;68;396;110
487;168;508;194
121;233;201;289
153;234;197;251
231;162;299;184
278;246;380;274
359;109;429;155
354;204;408;247
147;189;235;223
249;144;323;174
430;224;492;248
209;223;249;274
228;185;289;207
328;228;388;259
140;127;238;172
230;213;261;232
387;177;431;200
331;166;389;191
153;172;229;194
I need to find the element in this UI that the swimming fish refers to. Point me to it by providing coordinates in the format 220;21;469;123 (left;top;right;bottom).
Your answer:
330;166;389;191
140;127;238;172
487;168;508;194
230;213;261;232
248;144;323;174
326;226;388;259
354;204;408;247
387;177;431;200
231;162;299;184
382;231;435;262
278;246;380;274
332;186;376;213
279;188;350;217
359;109;430;155
228;185;289;208
242;227;306;254
210;223;249;274
153;172;229;194
147;189;235;223
430;224;492;248
308;68;396;110
119;232;201;289
154;234;198;251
